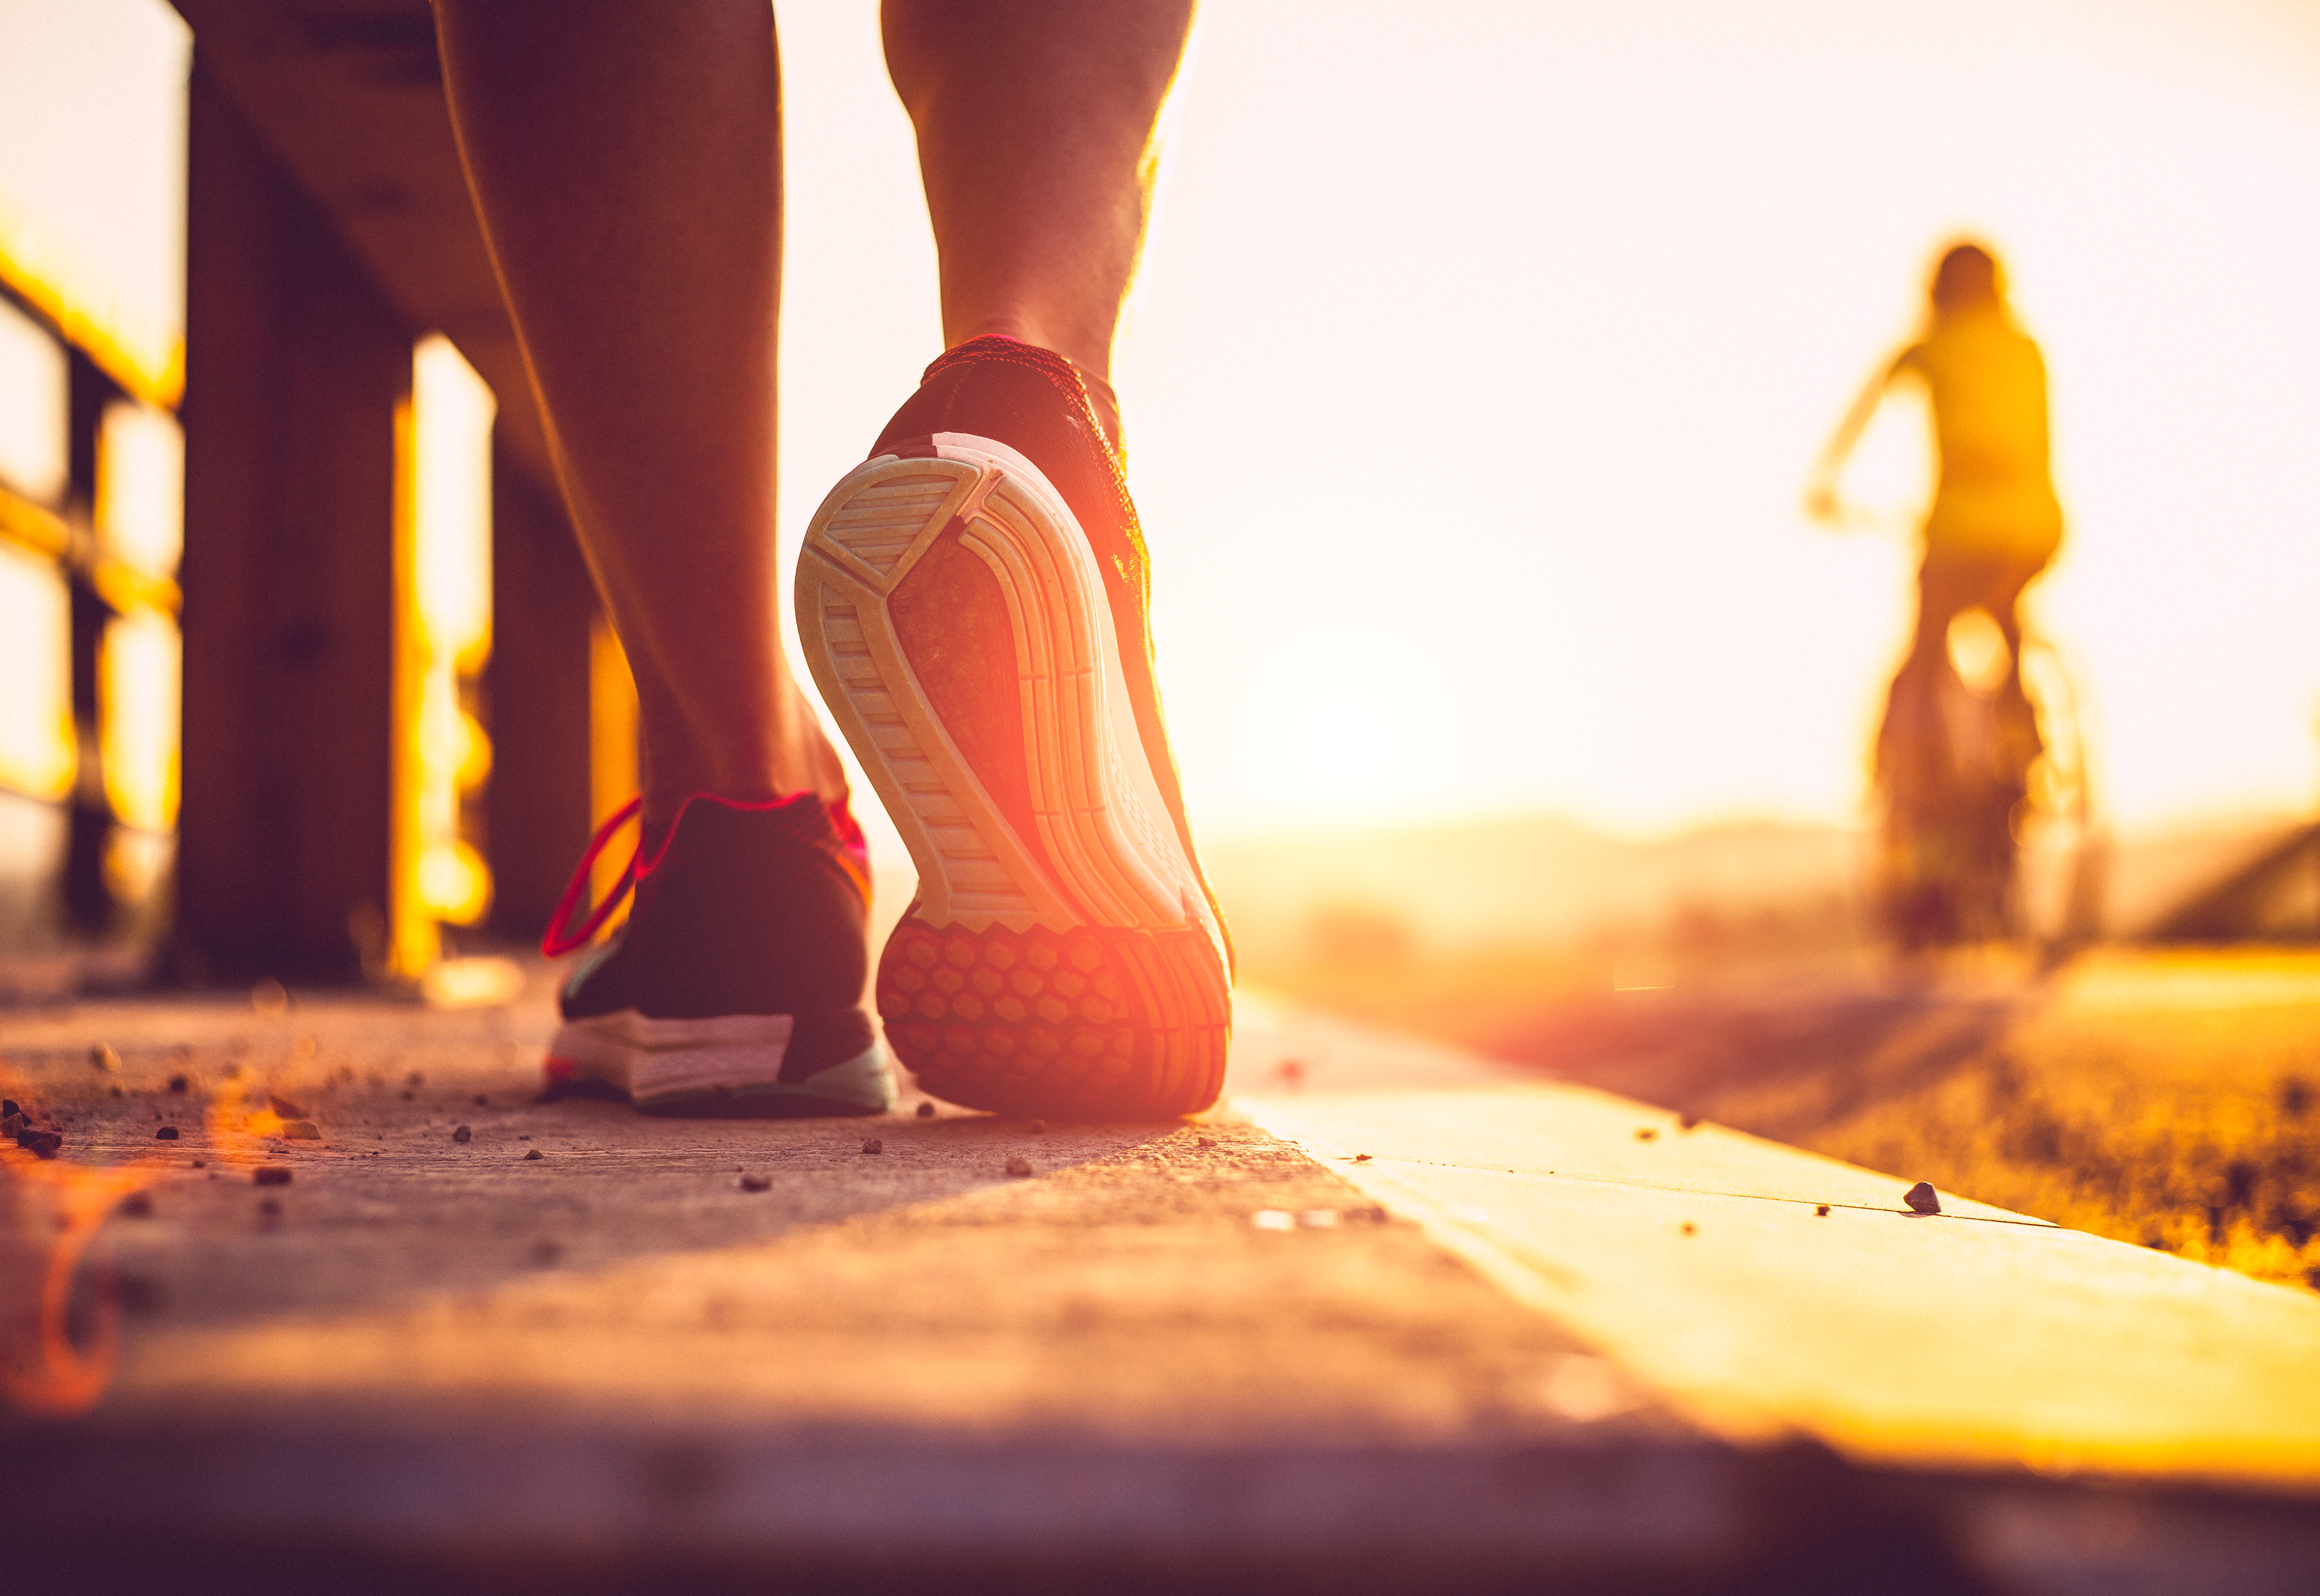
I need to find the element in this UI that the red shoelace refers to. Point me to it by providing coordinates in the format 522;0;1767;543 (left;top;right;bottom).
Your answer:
539;791;871;959
541;796;642;958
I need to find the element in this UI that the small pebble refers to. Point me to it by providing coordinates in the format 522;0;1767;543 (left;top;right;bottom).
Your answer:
1680;1222;1696;1236
1635;1127;1658;1142
110;1085;125;1098
915;1101;936;1118
192;1159;206;1169
1351;1152;1372;1163
739;1175;771;1193
1904;1181;1941;1215
155;1126;179;1141
280;1121;321;1140
452;1125;473;1143
168;1074;189;1094
1815;1204;1831;1217
92;1044;121;1073
258;1197;283;1219
1027;1119;1046;1134
400;1089;416;1101
861;1137;884;1155
1678;1113;1701;1131
253;1167;292;1186
523;1148;544;1161
1004;1156;1034;1178
119;1191;155;1218
1196;1136;1215;1148
407;1072;425;1087
474;1094;489;1107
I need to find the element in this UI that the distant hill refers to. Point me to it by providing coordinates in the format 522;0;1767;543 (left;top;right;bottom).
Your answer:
1200;808;2318;970
1202;814;1865;967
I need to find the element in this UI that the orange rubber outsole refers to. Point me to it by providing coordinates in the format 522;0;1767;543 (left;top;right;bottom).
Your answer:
877;917;1229;1119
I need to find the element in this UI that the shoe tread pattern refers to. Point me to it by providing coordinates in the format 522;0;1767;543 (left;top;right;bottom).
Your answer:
878;918;1228;1117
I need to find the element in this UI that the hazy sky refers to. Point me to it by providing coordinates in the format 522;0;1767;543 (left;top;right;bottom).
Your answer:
774;0;2320;844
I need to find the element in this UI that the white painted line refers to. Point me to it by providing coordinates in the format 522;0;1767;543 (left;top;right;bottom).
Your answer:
1242;1085;2320;1492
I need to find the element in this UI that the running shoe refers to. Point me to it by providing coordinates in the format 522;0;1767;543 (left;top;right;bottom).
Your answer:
540;791;896;1116
795;336;1232;1118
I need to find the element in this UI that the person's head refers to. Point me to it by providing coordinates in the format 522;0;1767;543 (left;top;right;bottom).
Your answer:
1930;242;2005;317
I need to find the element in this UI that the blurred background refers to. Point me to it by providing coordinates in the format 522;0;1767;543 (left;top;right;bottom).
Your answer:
2;0;2316;987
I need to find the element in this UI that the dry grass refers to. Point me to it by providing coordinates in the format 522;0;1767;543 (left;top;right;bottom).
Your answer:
1702;952;2320;1289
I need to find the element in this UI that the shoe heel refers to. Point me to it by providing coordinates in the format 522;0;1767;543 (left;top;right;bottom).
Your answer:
877;917;1229;1117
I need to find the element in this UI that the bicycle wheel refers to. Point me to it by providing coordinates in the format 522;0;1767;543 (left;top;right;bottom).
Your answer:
2014;633;2102;945
1874;645;2036;947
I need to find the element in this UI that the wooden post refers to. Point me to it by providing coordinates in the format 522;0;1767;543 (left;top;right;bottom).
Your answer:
176;61;412;980
59;349;119;937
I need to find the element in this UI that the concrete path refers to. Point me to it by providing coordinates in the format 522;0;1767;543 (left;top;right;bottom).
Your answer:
3;974;2317;1592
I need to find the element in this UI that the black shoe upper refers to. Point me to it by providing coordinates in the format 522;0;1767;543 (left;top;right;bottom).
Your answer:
561;794;876;1079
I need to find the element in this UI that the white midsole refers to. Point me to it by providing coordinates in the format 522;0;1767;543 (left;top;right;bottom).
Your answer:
798;434;1217;962
549;1010;794;1098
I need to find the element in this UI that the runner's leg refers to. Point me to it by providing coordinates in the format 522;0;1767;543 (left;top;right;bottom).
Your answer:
432;2;844;825
883;0;1198;402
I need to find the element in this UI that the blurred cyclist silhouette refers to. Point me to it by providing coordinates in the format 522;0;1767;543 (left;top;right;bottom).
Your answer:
1808;242;2067;944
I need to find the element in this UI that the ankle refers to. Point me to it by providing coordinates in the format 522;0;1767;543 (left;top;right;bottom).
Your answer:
952;314;1100;370
932;327;1124;457
638;722;851;832
640;752;817;822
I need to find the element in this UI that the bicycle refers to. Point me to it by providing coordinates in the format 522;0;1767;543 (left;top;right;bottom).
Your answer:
1827;506;2097;950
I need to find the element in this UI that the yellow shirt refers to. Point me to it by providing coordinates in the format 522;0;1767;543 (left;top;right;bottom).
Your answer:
1894;308;2064;562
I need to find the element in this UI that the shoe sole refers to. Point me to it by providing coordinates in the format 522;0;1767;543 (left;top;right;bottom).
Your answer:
545;1011;895;1117
797;434;1230;1118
